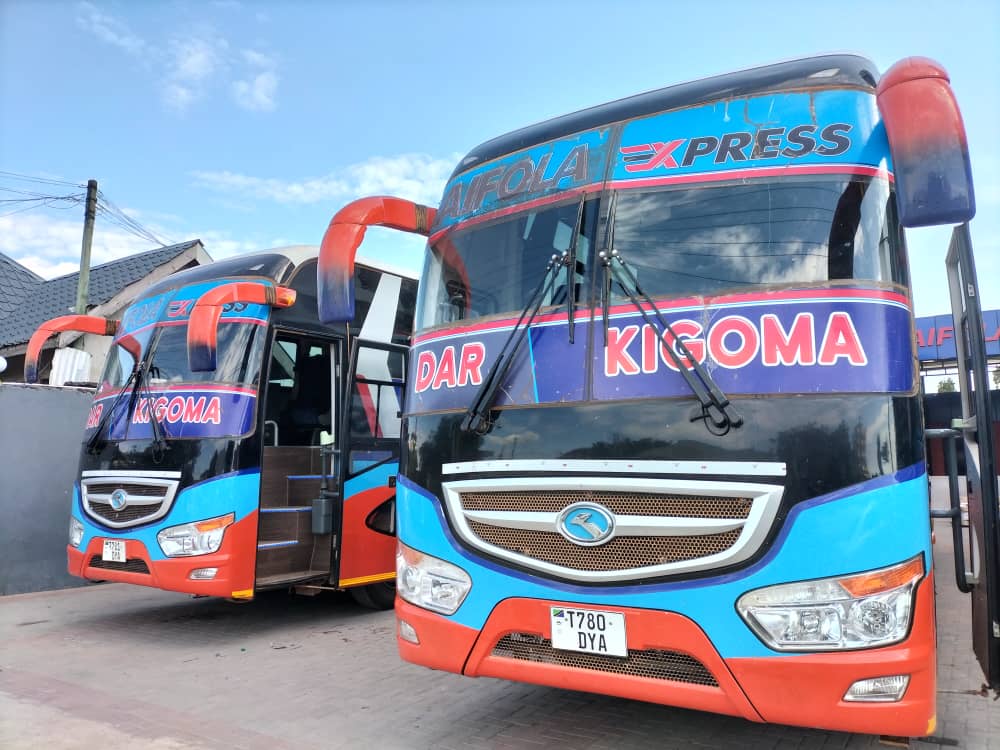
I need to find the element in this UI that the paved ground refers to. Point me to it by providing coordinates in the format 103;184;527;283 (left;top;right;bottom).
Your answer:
1;478;997;749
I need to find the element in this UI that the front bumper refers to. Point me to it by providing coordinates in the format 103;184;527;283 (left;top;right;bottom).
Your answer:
396;571;937;736
67;510;259;599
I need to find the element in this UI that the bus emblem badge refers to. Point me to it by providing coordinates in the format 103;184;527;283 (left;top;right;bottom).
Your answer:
109;489;129;511
556;503;615;546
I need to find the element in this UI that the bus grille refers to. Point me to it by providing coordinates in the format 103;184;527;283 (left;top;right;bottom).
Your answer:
492;633;718;686
468;521;741;571
461;490;753;518
89;556;151;574
81;472;180;529
442;475;784;583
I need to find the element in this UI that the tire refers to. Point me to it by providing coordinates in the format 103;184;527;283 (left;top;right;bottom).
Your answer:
349;580;396;610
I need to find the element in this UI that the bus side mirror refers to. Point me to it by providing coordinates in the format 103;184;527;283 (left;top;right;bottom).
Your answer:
24;315;118;383
187;282;296;372
317;196;436;324
876;57;975;228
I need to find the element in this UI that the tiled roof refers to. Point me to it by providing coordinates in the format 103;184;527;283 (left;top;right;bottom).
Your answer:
0;240;202;349
0;252;43;319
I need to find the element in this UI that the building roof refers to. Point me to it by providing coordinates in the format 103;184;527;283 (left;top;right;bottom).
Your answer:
0;240;202;349
0;252;43;319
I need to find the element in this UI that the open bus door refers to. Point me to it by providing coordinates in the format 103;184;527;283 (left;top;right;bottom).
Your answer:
256;331;344;589
332;338;408;609
943;224;1000;691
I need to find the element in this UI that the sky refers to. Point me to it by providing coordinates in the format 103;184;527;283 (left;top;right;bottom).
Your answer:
0;0;998;320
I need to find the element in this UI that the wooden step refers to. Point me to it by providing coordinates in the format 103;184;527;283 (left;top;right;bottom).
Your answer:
255;540;313;577
257;508;312;543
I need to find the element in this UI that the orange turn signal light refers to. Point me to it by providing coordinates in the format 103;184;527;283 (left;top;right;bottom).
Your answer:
193;513;235;534
838;554;923;598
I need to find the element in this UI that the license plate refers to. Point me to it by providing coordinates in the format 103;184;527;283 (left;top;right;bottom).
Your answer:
102;539;126;563
550;607;627;657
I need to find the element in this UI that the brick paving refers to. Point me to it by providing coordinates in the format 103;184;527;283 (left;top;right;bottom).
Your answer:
1;477;997;749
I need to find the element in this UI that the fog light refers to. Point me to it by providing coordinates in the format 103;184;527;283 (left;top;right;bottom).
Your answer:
189;567;218;580
844;675;910;702
398;619;419;644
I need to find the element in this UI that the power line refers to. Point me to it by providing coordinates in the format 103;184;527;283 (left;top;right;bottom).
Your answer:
0;170;85;188
96;190;174;247
0;174;176;249
0;192;84;217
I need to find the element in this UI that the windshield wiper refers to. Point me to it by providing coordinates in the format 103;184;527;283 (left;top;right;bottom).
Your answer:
86;366;140;454
461;252;569;434
599;248;743;436
136;360;167;463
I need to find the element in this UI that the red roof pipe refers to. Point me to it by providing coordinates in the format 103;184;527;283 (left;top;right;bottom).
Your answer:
318;196;436;324
187;281;296;372
24;315;118;383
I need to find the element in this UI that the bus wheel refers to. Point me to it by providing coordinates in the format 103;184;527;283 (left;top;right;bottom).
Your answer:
349;581;396;610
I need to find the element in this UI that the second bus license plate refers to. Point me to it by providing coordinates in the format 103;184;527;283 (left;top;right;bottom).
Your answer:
550;607;627;657
102;539;126;563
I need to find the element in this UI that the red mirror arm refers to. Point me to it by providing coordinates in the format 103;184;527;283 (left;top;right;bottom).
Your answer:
25;315;118;383
318;196;436;323
187;281;296;372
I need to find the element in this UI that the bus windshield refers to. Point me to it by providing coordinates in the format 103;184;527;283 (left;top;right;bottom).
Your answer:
416;198;594;330
99;322;266;392
416;175;905;330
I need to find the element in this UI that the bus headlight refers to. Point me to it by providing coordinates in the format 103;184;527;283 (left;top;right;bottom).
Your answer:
396;542;471;615
69;517;84;548
157;513;234;557
736;555;923;651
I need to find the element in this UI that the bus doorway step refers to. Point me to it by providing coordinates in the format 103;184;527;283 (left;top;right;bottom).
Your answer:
255;570;327;589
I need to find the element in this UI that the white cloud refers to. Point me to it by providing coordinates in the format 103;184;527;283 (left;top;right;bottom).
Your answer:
163;36;228;113
76;1;146;57
233;70;278;112
74;4;278;116
0;213;160;279
192;153;458;207
242;49;275;68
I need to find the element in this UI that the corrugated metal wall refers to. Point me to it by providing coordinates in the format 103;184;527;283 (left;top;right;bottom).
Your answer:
0;383;93;595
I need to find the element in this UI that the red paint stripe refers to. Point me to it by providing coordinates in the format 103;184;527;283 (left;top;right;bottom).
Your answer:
356;381;381;438
94;384;259;400
412;288;911;345
607;164;893;190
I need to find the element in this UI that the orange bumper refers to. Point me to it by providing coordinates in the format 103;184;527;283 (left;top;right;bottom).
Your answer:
67;511;259;599
396;572;937;736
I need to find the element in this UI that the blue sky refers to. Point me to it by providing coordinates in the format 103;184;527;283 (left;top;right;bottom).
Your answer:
1;0;997;318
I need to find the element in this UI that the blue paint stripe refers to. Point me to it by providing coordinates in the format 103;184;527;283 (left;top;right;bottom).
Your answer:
257;540;299;550
260;506;311;513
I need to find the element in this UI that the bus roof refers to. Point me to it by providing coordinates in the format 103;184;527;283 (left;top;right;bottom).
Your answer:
451;53;878;179
139;246;417;301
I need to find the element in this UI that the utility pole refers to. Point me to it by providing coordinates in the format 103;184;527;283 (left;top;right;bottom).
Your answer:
75;179;98;315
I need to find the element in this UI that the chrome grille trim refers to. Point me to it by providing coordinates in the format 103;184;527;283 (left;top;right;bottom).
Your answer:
81;471;181;529
441;468;783;583
443;459;786;477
